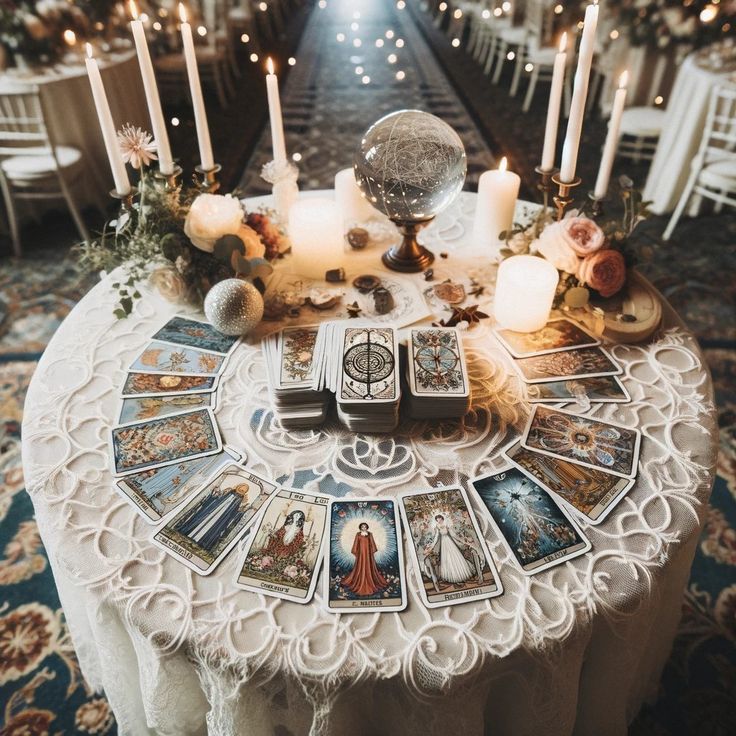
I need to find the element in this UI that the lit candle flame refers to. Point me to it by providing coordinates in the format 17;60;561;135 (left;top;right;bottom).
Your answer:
85;42;93;59
499;156;508;172
129;0;138;20
266;56;274;75
63;29;76;46
619;70;628;89
559;32;567;53
178;3;187;23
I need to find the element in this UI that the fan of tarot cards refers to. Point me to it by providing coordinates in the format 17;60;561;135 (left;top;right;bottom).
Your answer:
107;313;642;611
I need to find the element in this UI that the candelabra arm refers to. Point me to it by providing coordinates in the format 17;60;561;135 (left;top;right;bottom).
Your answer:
535;165;557;217
194;164;222;193
153;164;183;191
551;174;582;221
587;191;604;219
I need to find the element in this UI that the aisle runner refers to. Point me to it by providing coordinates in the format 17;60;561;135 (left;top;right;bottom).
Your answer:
238;0;495;192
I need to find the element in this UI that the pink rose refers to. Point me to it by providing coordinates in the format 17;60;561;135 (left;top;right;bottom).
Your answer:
534;221;580;273
577;249;626;298
562;217;606;256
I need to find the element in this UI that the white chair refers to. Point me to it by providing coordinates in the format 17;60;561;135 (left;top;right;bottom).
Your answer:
489;24;528;84
663;84;736;241
0;83;89;257
616;106;667;163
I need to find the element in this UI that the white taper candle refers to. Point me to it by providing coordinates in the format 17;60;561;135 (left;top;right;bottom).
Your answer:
594;71;628;199
541;33;567;172
266;57;288;165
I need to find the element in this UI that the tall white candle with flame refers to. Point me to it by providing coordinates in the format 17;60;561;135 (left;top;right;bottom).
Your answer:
594;71;628;199
473;157;521;246
494;255;559;333
265;57;287;165
288;198;344;279
179;3;214;170
84;44;131;195
130;0;174;174
559;1;599;182
541;33;567;172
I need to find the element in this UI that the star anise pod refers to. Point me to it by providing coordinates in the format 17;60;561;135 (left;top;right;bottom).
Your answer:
434;304;489;328
346;301;362;318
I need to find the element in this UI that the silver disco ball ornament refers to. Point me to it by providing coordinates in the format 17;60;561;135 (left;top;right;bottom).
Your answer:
204;278;264;336
353;110;466;272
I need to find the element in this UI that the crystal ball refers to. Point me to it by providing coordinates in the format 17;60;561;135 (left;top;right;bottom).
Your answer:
353;110;467;222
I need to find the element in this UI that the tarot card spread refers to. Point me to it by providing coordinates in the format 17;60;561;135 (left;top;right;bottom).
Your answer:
494;318;600;358
470;466;591;574
114;446;242;523
326;498;406;612
503;442;634;524
339;327;398;403
130;341;225;376
236;489;329;603
526;375;630;404
407;328;468;397
523;406;641;478
118;393;214;424
152;463;278;575
153;315;240;355
513;347;621;384
121;372;217;397
399;487;502;608
110;408;222;477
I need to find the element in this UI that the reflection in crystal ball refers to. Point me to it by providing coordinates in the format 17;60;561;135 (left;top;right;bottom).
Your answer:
353;110;467;222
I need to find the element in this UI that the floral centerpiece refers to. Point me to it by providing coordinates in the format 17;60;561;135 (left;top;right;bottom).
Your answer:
76;125;289;320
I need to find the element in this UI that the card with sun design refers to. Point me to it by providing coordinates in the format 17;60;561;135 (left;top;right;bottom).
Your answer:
129;341;226;376
521;406;641;479
494;318;601;358
512;346;622;384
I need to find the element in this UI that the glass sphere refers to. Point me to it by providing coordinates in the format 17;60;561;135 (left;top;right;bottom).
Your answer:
353;110;466;222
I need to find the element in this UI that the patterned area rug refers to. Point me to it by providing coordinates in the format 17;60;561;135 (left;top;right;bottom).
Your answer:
1;6;735;736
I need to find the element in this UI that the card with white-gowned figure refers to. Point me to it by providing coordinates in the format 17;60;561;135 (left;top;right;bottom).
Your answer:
235;488;330;603
152;462;278;575
399;486;502;608
325;498;407;613
470;466;591;575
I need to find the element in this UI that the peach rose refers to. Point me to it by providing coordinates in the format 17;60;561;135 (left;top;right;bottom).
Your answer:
150;266;188;302
534;222;580;274
562;217;606;256
577;249;626;298
236;224;266;259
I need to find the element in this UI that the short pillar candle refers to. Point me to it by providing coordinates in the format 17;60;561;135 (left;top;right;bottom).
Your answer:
334;167;375;225
288;198;345;279
473;157;521;247
494;255;559;333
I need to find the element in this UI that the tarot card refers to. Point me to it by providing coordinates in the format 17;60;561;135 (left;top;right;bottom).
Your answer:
494;318;600;358
152;463;279;575
129;341;225;376
118;393;214;424
277;325;320;389
235;488;330;603
114;446;243;523
121;372;218;397
522;405;641;479
526;375;630;404
470;465;591;574
513;346;622;384
152;315;240;355
338;326;399;403
325;498;407;613
503;441;634;524
110;408;222;477
407;328;469;397
398;487;502;608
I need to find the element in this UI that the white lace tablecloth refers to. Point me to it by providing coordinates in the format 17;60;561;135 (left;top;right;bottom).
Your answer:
21;192;718;736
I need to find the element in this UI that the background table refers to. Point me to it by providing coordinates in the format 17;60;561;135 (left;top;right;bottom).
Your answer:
643;53;734;215
22;191;717;736
0;50;148;221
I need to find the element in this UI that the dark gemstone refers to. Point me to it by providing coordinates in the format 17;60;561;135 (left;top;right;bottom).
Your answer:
424;268;434;281
352;274;381;293
325;267;346;282
372;287;394;315
347;227;369;249
621;313;637;323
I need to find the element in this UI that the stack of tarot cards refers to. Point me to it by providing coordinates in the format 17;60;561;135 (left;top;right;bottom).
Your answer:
262;325;330;429
405;327;471;419
334;324;401;433
494;318;630;405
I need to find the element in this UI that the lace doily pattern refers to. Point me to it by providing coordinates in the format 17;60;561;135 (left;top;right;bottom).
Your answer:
21;192;717;735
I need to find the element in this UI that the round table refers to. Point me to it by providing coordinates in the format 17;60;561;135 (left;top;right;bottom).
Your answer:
0;49;148;221
22;191;718;736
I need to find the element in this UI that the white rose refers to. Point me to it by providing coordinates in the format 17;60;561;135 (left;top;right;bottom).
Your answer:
184;194;244;252
533;222;581;274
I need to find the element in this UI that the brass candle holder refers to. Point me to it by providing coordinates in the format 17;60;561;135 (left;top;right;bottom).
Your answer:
587;191;604;219
194;163;222;193
153;164;183;191
551;174;582;221
382;217;435;273
109;186;138;214
535;165;557;214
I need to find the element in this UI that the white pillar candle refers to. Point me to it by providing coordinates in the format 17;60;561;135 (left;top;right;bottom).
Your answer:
84;44;131;195
559;2;599;183
472;157;521;245
334;167;375;224
494;255;559;333
541;32;567;172
129;1;174;175
179;3;214;170
266;57;287;165
594;71;628;199
288;198;344;279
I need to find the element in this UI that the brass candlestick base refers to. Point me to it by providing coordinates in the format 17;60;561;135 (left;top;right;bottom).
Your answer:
194;163;222;193
587;191;604;219
551;174;582;221
109;186;138;214
535;165;557;213
382;218;435;273
153;164;183;191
